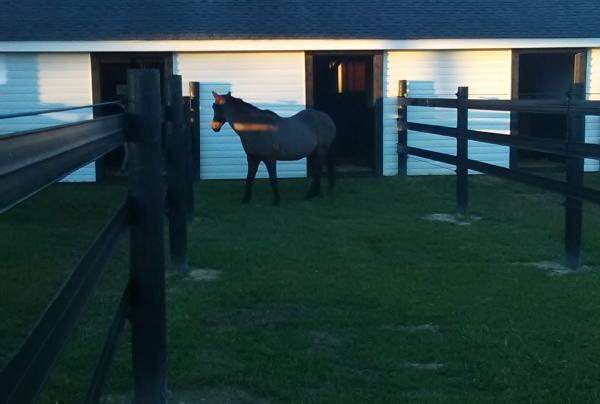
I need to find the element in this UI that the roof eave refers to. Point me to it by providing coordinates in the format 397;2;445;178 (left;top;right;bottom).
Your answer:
2;38;600;53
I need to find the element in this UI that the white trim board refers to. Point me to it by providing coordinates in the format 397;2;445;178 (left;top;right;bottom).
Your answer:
2;39;600;52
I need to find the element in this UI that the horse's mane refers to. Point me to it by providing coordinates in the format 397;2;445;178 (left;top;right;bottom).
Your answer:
229;96;279;118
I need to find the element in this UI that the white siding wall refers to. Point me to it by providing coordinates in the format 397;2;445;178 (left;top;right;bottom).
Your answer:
586;49;600;172
383;50;512;175
0;53;95;181
174;52;307;180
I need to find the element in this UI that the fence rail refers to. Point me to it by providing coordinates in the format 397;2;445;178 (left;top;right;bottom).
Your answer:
0;101;124;120
0;201;129;403
401;123;600;162
397;80;600;270
0;70;194;404
400;97;600;115
0;114;127;213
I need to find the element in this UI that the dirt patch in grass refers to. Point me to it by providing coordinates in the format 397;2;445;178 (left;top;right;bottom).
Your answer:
102;388;270;404
401;362;445;370
100;393;133;403
423;213;481;226
520;261;595;276
382;323;441;333
170;388;270;404
189;268;222;281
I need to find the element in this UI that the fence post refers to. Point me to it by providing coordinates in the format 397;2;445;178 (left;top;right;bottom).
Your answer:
126;69;167;403
183;96;195;221
456;87;469;217
166;75;189;273
565;83;585;270
397;80;408;176
189;82;201;180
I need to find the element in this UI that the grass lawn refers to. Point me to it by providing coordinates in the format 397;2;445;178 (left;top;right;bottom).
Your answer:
2;174;600;403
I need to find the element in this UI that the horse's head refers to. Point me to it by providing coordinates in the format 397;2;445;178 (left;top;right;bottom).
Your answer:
211;91;231;132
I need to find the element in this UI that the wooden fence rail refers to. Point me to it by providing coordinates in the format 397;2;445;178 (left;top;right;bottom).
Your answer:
397;80;600;270
0;69;194;404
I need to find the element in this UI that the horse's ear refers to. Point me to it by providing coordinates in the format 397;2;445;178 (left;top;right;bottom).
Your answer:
226;91;231;96
212;91;226;105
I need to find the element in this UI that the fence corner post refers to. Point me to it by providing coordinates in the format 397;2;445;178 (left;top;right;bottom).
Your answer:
182;96;195;221
189;81;201;180
126;68;167;403
166;74;189;273
564;82;585;270
456;86;469;218
397;80;408;176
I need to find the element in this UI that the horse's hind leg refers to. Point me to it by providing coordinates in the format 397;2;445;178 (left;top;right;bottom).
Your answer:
265;159;280;206
243;156;260;204
305;153;322;200
326;145;336;192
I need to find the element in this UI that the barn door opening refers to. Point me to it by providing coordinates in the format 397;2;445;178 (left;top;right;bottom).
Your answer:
91;53;173;180
511;50;586;172
307;52;383;176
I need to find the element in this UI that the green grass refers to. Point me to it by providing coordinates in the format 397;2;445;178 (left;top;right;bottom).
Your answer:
2;175;600;403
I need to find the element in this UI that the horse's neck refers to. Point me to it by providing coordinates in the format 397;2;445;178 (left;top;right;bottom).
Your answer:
227;104;279;137
228;103;277;128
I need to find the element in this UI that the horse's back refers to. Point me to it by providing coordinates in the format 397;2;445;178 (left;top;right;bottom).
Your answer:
270;109;334;160
293;109;336;147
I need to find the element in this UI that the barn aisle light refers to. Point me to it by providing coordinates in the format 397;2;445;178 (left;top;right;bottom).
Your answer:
337;63;344;93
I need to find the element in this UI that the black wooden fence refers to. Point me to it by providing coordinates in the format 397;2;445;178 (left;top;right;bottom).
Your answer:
397;80;600;270
0;70;194;403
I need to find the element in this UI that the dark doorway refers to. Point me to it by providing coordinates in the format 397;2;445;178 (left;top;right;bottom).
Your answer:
307;53;383;176
512;50;586;171
91;53;172;179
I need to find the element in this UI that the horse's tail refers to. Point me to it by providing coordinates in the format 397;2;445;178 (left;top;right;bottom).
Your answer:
326;142;336;192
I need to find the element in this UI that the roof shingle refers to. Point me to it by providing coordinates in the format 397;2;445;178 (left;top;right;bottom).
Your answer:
1;0;599;41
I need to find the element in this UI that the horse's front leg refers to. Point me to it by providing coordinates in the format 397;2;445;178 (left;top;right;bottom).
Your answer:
264;160;280;206
243;156;260;204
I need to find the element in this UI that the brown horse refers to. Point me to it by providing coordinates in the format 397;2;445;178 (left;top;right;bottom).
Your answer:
211;91;336;205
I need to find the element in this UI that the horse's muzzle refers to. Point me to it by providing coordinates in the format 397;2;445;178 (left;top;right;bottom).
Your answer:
211;121;223;132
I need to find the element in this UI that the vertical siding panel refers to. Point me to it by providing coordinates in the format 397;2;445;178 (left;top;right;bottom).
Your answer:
384;50;512;175
0;53;95;181
585;49;600;172
174;52;307;180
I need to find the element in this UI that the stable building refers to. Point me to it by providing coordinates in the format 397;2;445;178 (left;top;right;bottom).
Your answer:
1;0;599;181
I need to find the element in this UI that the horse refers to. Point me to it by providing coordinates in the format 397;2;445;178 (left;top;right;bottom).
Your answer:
211;91;336;205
